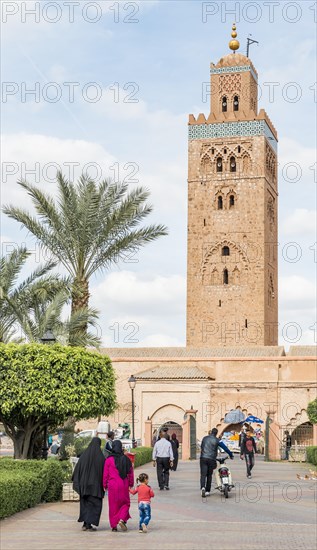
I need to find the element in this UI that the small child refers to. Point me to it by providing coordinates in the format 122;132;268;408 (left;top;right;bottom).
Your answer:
129;473;154;533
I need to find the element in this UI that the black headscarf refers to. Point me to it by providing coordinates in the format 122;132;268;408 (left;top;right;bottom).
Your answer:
111;439;132;480
72;437;105;498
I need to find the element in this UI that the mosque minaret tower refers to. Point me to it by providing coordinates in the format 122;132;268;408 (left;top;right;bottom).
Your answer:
186;25;278;348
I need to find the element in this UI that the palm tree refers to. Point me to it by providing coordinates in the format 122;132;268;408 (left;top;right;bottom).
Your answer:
0;247;60;343
0;247;100;347
3;173;168;337
20;288;101;347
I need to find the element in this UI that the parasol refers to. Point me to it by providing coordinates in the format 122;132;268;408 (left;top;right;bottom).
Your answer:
245;415;264;424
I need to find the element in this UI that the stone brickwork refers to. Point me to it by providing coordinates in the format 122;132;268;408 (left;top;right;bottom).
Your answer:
187;51;278;347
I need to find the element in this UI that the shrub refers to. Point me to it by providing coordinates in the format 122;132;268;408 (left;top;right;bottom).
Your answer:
74;435;92;457
59;458;72;482
42;460;65;502
130;447;153;468
0;469;46;519
0;458;69;518
307;398;317;424
306;446;317;466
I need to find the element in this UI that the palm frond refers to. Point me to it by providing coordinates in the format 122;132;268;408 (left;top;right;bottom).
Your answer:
0;247;29;296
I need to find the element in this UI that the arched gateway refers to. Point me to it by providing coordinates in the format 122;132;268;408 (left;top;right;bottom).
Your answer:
150;405;184;446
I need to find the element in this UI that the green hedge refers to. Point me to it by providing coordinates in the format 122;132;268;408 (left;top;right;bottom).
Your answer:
130;447;153;468
0;458;70;519
0;470;46;519
306;446;317;466
74;435;92;457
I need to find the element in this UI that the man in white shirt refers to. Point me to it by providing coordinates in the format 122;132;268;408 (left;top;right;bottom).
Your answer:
152;432;174;490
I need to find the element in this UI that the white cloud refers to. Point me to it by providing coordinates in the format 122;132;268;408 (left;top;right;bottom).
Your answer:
1;133;116;208
281;209;317;236
90;271;186;346
92;271;186;316
279;275;316;311
278;275;316;347
278;138;316;182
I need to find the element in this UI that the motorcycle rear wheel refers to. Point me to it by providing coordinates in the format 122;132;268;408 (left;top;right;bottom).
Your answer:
224;485;229;499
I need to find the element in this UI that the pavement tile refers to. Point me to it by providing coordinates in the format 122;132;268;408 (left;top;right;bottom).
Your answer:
1;457;316;550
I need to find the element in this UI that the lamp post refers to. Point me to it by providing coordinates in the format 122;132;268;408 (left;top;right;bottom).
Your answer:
41;327;57;345
40;327;56;459
128;375;136;448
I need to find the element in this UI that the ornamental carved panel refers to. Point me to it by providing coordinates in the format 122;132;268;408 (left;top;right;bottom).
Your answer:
266;144;277;184
267;196;275;232
219;74;241;94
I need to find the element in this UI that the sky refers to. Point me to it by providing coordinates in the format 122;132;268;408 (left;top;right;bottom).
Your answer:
1;0;316;349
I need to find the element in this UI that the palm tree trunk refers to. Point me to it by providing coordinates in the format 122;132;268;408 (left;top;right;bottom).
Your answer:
70;277;90;341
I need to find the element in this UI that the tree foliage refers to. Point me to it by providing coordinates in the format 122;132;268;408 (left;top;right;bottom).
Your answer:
0;247;60;343
307;397;317;425
0;343;116;458
0;247;100;347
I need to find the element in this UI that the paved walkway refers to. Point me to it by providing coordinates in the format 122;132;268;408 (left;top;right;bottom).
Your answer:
1;457;316;550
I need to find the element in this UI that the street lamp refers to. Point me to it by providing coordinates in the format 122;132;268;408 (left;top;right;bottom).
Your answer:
41;327;57;345
40;327;56;459
128;375;136;448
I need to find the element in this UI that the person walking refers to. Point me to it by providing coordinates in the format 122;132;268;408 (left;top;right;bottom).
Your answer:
152;432;174;490
72;437;105;531
283;430;292;460
200;428;234;497
129;473;155;533
238;423;251;448
170;433;179;471
103;440;134;532
103;431;115;458
240;430;257;478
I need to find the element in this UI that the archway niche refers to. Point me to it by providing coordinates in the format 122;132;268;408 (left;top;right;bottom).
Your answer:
150;404;185;452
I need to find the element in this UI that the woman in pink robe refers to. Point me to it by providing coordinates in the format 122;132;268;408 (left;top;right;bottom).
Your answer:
103;440;134;531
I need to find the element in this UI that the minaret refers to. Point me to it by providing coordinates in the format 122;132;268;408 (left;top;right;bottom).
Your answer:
186;25;278;348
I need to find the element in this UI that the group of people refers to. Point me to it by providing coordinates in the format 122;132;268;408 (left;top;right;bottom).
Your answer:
72;436;154;534
72;424;258;533
72;428;180;533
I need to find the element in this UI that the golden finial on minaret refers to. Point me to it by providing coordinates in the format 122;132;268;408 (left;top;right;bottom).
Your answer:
229;23;240;52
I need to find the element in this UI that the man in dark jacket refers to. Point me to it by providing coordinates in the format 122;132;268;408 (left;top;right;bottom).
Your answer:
240;430;256;478
200;428;233;497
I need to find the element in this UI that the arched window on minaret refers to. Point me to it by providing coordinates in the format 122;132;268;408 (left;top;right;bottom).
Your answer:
230;156;236;172
217;196;223;210
216;157;223;172
223;268;229;285
229;194;235;208
233;95;239;111
222;246;230;256
222;96;228;112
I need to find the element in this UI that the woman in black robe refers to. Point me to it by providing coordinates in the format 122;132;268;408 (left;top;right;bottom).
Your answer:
72;437;105;531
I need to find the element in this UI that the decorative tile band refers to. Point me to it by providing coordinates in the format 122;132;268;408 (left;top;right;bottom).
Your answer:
188;120;277;152
210;65;258;82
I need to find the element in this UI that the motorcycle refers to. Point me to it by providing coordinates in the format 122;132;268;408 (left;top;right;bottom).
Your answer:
214;455;234;498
